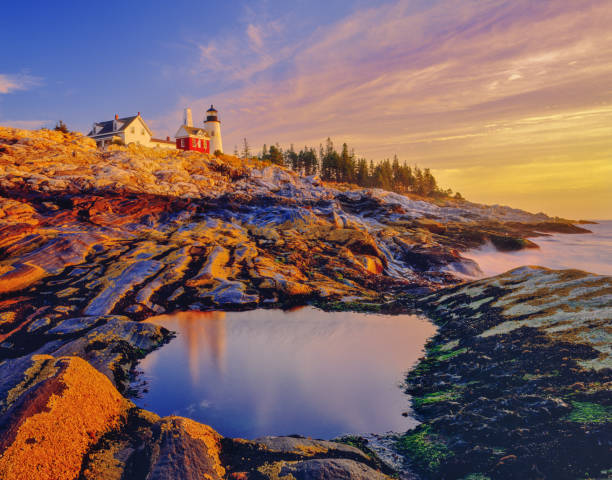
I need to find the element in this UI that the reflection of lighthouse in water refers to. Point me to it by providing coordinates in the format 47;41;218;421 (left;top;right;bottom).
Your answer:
171;311;227;385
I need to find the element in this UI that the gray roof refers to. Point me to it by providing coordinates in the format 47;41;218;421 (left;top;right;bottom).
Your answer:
177;125;209;137
87;115;142;137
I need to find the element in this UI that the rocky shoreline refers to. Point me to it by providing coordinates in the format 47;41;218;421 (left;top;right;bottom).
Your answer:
0;127;607;479
400;267;611;480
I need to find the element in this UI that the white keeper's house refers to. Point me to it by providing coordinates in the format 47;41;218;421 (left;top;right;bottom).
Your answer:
87;112;175;149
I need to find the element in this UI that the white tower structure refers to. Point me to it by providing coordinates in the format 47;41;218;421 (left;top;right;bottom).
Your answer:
204;105;223;154
184;108;193;127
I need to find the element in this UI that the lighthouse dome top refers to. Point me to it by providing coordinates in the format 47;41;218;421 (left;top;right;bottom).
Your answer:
206;105;219;123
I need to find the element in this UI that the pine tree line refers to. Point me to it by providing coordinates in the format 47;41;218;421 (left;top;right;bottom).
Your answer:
251;137;462;199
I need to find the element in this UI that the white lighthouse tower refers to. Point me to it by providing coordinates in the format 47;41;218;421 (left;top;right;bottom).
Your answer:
204;105;223;154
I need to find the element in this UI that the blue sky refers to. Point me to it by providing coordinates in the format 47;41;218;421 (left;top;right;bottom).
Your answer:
1;1;611;218
0;1;382;130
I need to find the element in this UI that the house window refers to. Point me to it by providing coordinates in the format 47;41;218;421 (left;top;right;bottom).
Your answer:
180;139;185;147
131;127;135;133
141;129;144;135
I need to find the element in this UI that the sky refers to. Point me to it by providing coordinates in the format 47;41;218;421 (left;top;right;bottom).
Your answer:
1;0;611;219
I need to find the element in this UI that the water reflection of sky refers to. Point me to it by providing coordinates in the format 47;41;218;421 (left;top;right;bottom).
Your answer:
464;220;612;277
135;307;436;439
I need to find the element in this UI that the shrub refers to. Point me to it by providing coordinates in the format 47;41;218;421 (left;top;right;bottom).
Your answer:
54;120;69;134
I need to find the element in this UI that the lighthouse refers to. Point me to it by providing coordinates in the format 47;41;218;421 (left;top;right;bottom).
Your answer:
204;105;223;154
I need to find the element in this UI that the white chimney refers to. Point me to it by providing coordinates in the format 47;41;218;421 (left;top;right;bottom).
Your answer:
184;108;193;127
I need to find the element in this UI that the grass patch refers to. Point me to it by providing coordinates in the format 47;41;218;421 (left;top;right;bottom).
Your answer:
396;425;452;473
436;347;468;361
566;401;612;424
413;390;459;408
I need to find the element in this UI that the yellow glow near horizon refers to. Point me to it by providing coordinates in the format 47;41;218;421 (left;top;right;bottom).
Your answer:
407;106;612;219
155;1;612;219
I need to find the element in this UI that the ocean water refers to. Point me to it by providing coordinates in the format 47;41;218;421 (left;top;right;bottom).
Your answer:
134;307;436;439
464;220;612;277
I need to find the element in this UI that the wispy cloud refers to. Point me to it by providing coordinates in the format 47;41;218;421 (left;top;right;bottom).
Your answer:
0;73;42;94
0;119;50;129
177;0;612;145
157;0;612;217
246;24;264;51
192;10;292;82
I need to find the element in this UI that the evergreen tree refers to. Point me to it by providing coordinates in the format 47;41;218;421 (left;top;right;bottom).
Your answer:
241;138;251;160
373;159;393;190
309;148;319;175
299;147;318;176
261;144;269;161
286;144;299;172
252;137;450;198
339;143;354;183
321;138;337;181
391;155;401;189
422;168;437;196
268;144;283;165
356;158;369;186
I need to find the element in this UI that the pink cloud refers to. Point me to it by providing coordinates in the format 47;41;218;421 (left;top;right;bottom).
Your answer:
153;0;612;217
0;73;42;94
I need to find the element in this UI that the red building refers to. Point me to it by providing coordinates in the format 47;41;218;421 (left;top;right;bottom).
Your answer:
174;108;210;153
175;127;210;153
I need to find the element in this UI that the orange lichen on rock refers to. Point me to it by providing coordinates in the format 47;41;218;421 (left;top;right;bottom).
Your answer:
153;416;226;480
172;417;226;478
0;355;130;480
187;246;232;287
0;263;46;295
356;255;384;275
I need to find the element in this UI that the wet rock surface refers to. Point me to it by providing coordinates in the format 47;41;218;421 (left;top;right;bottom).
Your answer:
399;267;612;480
0;128;605;479
0;128;584;357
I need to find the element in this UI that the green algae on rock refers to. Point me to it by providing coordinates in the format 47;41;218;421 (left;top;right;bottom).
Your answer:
398;266;612;480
